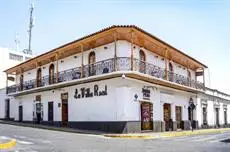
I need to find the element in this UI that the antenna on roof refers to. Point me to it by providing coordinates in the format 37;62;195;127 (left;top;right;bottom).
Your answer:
24;1;35;55
14;33;20;52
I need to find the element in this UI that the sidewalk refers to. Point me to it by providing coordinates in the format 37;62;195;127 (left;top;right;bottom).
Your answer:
0;120;104;135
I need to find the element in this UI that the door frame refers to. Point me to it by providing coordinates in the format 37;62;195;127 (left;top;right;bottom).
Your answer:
175;106;182;129
215;108;220;126
19;105;23;122
5;99;10;119
163;103;172;131
140;101;153;131
48;101;54;121
61;93;68;126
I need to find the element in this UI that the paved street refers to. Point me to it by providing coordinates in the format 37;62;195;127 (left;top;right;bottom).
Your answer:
0;123;230;152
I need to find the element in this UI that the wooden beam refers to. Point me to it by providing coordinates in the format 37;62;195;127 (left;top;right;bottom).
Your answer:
131;31;134;71
203;68;205;87
114;32;117;71
6;73;8;94
56;53;59;83
81;44;84;78
164;48;168;80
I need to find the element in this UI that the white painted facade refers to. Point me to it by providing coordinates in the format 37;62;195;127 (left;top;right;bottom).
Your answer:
11;78;193;122
0;47;32;119
4;29;230;132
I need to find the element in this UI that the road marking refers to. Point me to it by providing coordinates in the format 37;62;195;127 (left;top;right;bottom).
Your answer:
17;140;33;145
191;134;226;142
209;136;230;143
0;136;11;140
14;135;27;139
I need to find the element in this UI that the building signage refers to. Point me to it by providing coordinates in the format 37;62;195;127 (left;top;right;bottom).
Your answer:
74;85;107;99
142;88;150;100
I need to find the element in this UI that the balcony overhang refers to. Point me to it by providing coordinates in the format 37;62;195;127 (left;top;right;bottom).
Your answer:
5;25;207;75
8;71;204;97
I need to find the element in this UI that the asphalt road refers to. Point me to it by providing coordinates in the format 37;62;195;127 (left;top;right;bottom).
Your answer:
0;123;230;152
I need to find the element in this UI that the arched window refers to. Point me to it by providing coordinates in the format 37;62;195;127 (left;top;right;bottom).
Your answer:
49;64;55;84
139;50;146;73
187;70;191;86
88;52;96;76
169;62;174;82
20;74;23;91
37;68;42;87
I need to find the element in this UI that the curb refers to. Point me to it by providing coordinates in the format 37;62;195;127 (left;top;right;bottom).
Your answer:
162;128;230;138
104;128;230;139
0;139;17;150
104;134;153;139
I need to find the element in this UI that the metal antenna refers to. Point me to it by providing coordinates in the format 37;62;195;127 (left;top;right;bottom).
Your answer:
15;33;20;52
27;2;35;55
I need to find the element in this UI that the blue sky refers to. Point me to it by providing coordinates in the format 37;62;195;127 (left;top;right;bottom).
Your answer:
1;0;230;94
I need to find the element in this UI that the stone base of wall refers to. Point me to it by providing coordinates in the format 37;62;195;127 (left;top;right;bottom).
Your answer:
161;121;165;132
66;121;142;133
201;124;209;129
173;121;177;131
183;121;191;130
10;120;230;133
153;121;162;132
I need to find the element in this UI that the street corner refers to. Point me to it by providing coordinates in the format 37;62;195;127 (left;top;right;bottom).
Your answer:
104;134;154;139
0;138;17;150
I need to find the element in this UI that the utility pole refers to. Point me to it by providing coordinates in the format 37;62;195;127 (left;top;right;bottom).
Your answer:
27;2;35;55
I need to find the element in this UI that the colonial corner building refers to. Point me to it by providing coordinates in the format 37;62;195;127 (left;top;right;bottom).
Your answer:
4;25;230;133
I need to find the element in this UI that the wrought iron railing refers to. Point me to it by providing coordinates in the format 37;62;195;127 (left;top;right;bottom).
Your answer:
7;57;205;94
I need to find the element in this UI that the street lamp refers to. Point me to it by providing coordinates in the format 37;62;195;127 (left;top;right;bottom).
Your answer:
189;97;196;131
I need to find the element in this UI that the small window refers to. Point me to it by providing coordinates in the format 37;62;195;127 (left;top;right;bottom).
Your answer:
9;53;23;61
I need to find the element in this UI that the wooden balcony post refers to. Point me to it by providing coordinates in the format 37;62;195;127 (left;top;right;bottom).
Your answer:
20;68;23;90
56;53;59;83
165;48;168;80
6;73;8;94
131;31;134;71
203;68;205;87
81;44;84;78
114;32;117;71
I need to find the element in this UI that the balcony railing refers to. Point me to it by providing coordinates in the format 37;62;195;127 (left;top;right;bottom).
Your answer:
7;57;205;94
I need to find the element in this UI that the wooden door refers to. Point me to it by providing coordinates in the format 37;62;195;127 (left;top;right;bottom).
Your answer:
61;93;68;126
176;106;182;129
5;99;10;119
164;103;171;131
216;108;219;126
19;105;23;122
48;102;54;121
141;102;153;130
